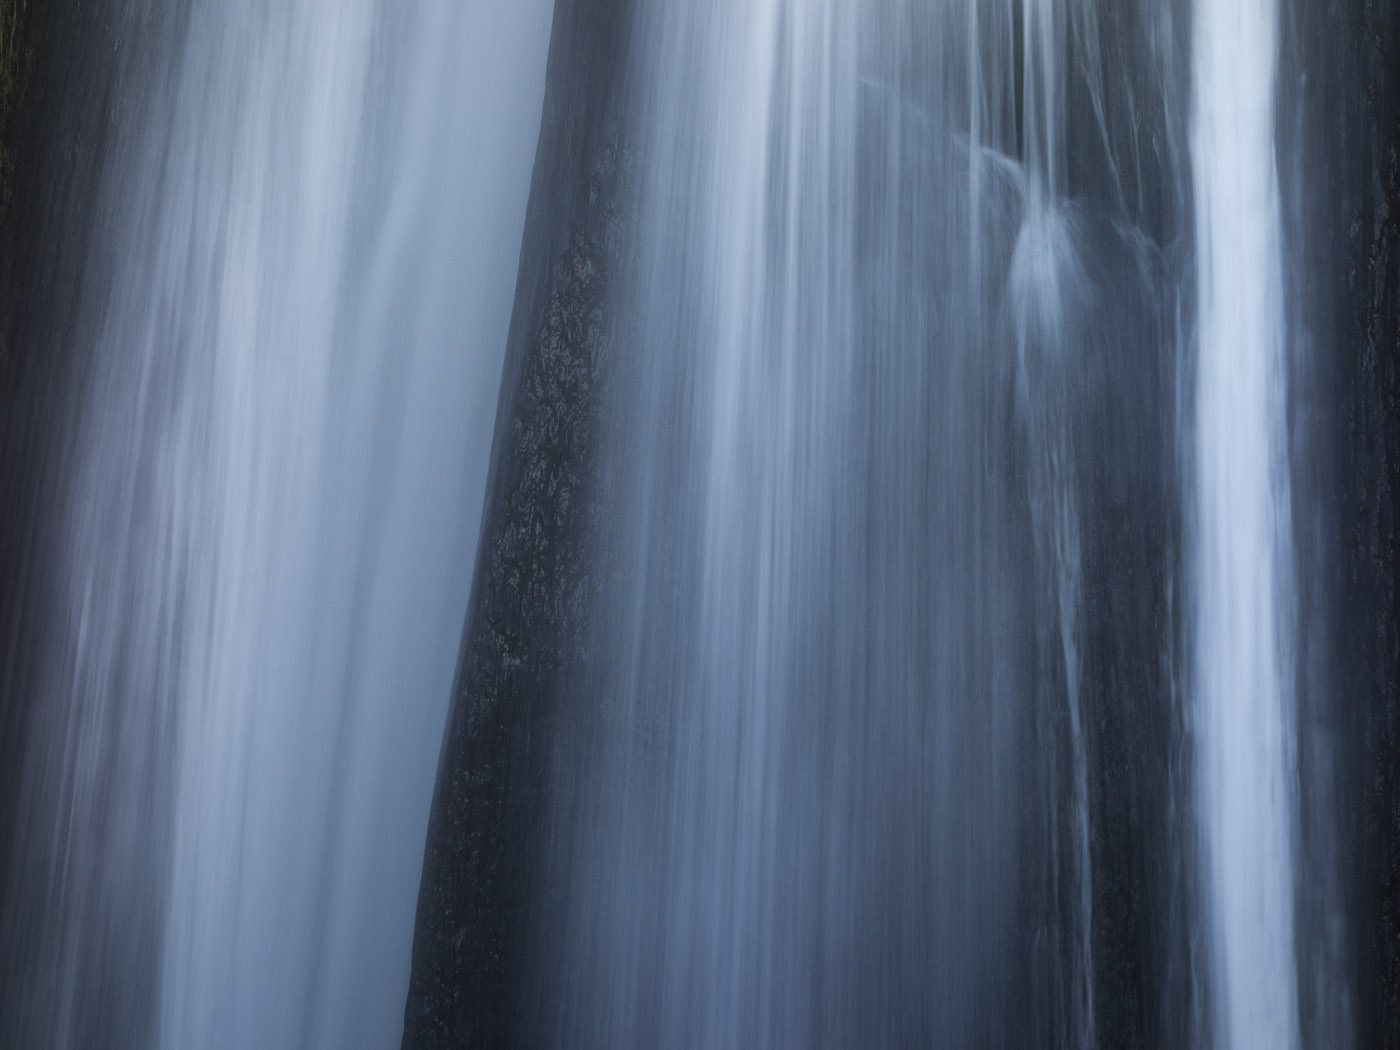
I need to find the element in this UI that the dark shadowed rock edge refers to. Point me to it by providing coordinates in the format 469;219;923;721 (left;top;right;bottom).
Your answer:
400;0;635;1046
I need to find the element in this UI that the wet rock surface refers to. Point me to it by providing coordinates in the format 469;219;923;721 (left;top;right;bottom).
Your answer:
401;0;634;1045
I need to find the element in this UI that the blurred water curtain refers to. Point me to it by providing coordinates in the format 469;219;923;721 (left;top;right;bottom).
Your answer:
415;0;1352;1047
0;0;1371;1048
1;2;553;1048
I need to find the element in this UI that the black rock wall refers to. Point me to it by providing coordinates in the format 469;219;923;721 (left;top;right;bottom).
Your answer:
1277;2;1400;1046
400;0;635;1045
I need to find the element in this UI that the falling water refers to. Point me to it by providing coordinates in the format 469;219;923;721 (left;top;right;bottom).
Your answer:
0;2;553;1047
5;0;1386;1045
522;1;1189;1046
1192;0;1300;1046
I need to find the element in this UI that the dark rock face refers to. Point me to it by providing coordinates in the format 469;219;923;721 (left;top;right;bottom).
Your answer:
0;0;33;221
400;1;634;1045
1277;3;1400;1046
1350;48;1400;1050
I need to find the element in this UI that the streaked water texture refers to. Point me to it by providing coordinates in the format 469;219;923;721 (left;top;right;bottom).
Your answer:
1192;0;1299;1046
3;0;1383;1047
1;3;553;1048
537;1;1188;1046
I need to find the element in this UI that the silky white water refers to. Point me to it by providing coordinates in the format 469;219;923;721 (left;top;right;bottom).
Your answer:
1192;0;1300;1045
5;2;553;1047
537;1;1160;1045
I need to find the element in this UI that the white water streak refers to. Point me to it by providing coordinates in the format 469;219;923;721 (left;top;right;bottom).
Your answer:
1193;0;1299;1045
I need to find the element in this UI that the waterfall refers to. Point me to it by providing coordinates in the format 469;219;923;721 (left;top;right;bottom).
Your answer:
1192;0;1300;1046
0;2;553;1047
518;1;1188;1046
5;0;1389;1046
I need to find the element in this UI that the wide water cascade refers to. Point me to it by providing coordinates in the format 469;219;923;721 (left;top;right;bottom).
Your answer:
2;0;1388;1047
458;0;1350;1046
525;0;1190;1045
